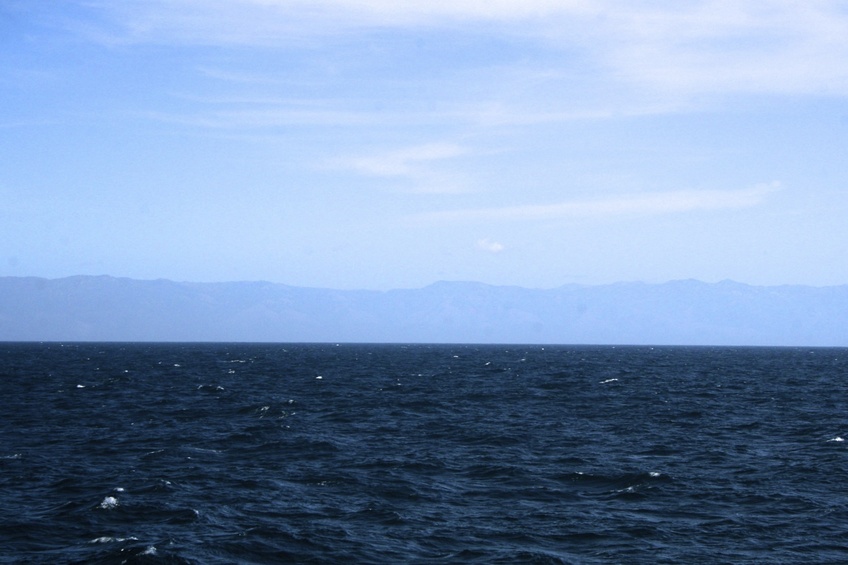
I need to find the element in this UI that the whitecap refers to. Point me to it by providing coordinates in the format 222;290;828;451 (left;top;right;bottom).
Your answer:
140;546;157;556
91;536;138;544
600;378;619;384
186;446;221;455
99;496;119;509
828;436;844;442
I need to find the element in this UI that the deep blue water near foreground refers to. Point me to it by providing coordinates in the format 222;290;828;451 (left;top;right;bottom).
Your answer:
2;343;848;564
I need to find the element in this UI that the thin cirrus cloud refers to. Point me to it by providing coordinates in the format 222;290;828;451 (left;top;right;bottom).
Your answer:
413;182;782;223
147;104;382;129
80;0;589;44
79;1;848;97
335;143;472;194
600;2;848;95
344;143;469;177
59;0;848;147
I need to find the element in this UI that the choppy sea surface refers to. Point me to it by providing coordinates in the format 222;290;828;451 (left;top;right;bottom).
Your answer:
2;343;848;564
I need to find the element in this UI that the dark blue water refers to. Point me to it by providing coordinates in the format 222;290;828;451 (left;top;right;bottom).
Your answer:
2;343;848;563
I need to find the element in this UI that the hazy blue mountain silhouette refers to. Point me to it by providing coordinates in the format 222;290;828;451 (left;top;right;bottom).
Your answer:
1;276;846;345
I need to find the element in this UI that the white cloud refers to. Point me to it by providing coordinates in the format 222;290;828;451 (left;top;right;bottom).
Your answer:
476;238;505;253
414;182;782;223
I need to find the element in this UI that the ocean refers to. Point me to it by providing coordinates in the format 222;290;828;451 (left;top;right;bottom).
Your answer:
2;343;848;563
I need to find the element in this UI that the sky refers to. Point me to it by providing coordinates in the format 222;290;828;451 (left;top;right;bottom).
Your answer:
2;0;848;290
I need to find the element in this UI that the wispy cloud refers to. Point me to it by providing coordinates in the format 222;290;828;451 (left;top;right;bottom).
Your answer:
344;143;468;176
79;1;848;97
335;143;472;193
413;182;782;223
78;0;589;44
148;105;380;128
196;67;291;85
596;2;848;95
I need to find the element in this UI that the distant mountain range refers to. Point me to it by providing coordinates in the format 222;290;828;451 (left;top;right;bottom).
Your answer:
1;275;846;345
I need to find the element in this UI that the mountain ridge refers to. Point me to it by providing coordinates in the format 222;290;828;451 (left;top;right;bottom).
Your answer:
1;275;846;345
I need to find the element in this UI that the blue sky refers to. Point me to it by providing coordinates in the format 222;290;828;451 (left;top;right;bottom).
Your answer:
2;1;848;290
